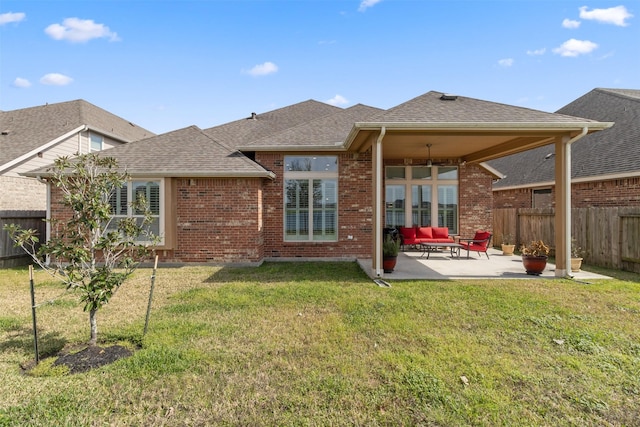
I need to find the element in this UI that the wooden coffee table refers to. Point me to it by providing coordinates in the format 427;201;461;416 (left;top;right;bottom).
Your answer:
418;242;462;259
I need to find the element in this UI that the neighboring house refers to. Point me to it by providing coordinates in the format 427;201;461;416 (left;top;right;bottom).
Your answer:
490;88;640;208
27;91;610;277
0;100;154;210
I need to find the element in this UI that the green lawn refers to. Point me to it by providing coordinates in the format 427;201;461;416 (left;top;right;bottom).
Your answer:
1;262;639;426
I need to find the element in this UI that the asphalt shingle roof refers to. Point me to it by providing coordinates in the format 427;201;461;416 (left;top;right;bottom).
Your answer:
371;91;599;124
0;99;154;167
52;125;272;177
204;100;341;148
490;88;640;188
243;104;384;149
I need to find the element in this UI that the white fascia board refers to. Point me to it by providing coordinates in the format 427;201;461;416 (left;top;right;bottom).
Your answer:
0;125;87;174
343;121;614;149
479;162;505;179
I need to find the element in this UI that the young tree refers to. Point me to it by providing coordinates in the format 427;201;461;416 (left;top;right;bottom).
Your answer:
4;153;158;346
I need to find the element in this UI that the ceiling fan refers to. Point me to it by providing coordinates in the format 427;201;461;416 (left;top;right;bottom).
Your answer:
424;144;450;167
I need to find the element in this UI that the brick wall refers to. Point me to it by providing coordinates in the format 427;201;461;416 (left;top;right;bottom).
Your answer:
458;164;494;236
168;177;265;263
494;176;640;209
0;176;47;210
257;151;373;260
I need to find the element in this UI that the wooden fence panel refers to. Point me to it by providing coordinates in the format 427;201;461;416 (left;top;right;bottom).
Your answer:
620;210;640;273
0;210;46;268
492;206;640;273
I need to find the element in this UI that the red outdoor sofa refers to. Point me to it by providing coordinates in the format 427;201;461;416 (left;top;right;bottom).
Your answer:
398;226;454;250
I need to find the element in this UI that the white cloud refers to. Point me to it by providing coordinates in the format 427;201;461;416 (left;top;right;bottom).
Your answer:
498;58;514;67
526;48;546;56
0;12;25;25
243;62;279;77
562;18;581;29
40;73;73;86
579;5;633;27
45;17;120;43
326;94;349;106
553;39;598;57
358;0;382;12
13;77;31;88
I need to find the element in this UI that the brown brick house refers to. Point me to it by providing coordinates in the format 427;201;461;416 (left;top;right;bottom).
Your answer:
490;88;640;209
29;91;611;277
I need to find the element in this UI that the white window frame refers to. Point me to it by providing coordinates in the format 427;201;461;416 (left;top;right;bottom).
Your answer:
109;178;165;244
90;132;104;152
283;156;338;242
385;165;459;233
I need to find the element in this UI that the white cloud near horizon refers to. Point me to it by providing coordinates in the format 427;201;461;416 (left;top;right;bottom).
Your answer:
358;0;382;12
243;62;279;76
553;39;598;57
562;18;581;29
0;12;25;25
13;77;31;88
527;48;546;56
498;58;514;67
40;73;73;86
579;5;633;27
326;94;349;106
45;18;120;43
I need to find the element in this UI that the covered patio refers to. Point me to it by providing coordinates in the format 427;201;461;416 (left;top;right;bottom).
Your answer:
344;92;613;279
358;248;610;280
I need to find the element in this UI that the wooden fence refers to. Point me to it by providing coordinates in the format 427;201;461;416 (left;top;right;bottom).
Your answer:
493;207;640;273
0;210;46;268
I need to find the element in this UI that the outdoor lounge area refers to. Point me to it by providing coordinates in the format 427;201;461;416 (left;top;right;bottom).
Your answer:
360;248;610;280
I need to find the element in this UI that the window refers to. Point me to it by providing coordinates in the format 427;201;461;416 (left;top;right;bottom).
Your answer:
108;180;162;242
533;188;553;208
90;133;103;152
385;165;458;234
284;156;337;241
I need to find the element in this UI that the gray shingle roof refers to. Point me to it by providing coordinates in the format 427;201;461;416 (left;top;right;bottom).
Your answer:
204;100;341;148
490;88;640;188
0;99;154;166
24;125;273;178
372;91;600;123
243;104;384;149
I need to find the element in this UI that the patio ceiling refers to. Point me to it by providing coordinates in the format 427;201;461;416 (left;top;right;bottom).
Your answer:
346;124;606;163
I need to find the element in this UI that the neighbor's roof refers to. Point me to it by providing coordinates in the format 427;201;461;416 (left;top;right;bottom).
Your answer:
0;99;154;168
490;88;640;189
25;125;274;179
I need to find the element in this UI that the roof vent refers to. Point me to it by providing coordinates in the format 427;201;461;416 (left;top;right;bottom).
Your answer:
249;112;258;120
440;93;458;101
1;130;9;135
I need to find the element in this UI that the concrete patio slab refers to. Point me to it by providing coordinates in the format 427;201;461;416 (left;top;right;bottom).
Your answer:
359;248;611;280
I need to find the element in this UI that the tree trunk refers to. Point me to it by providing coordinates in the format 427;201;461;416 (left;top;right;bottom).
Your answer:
89;309;98;346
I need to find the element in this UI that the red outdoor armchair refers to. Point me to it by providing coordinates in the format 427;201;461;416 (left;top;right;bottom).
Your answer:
459;231;493;259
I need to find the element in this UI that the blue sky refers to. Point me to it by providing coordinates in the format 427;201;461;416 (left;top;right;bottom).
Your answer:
1;0;638;134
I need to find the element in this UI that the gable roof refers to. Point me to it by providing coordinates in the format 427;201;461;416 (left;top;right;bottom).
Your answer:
0;99;154;169
490;88;640;189
204;100;341;148
241;104;384;150
25;125;274;179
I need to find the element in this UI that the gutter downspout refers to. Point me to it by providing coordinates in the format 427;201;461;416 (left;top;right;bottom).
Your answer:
562;126;588;277
374;126;386;277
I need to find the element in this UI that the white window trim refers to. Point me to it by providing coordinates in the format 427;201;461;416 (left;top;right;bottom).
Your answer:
283;159;338;242
111;178;165;245
385;165;459;232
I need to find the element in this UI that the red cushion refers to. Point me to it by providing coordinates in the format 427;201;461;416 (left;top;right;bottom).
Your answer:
473;231;491;248
399;226;416;240
416;227;433;239
432;227;449;239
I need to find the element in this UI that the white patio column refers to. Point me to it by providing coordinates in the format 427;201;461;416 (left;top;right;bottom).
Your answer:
554;135;571;277
372;127;385;277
